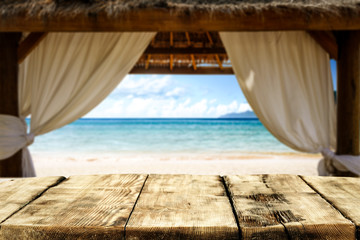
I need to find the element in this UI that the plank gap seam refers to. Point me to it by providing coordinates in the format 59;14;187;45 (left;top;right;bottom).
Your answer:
221;176;242;240
0;176;67;225
123;174;149;240
298;175;358;238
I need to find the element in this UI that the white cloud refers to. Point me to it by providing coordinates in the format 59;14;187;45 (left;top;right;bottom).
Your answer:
238;103;252;113
86;97;253;118
161;99;209;118
213;100;239;116
115;75;174;97
84;75;253;118
165;87;185;97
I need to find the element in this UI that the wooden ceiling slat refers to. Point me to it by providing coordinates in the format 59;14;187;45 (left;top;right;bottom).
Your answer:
206;32;214;46
191;54;197;70
145;54;151;69
215;55;223;70
170;54;174;71
143;47;227;55
170;32;174;46
139;31;229;74
130;67;234;75
185;32;191;46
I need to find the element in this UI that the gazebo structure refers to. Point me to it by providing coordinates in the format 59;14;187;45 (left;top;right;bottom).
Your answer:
0;0;360;177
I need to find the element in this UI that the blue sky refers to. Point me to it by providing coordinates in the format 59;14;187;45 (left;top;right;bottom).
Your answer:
85;60;337;118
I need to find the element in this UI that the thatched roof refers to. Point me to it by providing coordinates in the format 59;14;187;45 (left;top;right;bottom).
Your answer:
1;0;359;17
0;0;359;32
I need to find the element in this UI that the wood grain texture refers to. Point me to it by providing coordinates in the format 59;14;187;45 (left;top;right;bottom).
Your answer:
224;174;355;240
0;176;64;223
302;176;360;238
1;174;147;240
126;174;239;240
1;9;360;32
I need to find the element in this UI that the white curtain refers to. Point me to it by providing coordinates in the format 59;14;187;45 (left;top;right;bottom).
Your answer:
0;32;155;177
220;31;353;175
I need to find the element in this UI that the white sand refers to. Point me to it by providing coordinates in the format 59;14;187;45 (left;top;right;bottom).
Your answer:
32;152;322;177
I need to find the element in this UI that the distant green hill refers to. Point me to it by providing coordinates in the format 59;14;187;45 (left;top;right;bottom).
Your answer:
219;111;257;119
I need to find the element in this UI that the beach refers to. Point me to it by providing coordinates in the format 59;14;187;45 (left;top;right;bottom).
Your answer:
29;118;322;177
32;152;321;177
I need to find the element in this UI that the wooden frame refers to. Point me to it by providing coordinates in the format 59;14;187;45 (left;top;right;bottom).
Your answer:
0;9;360;32
0;6;359;176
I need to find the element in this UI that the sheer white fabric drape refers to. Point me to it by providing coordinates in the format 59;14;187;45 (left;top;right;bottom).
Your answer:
220;31;351;175
0;32;155;177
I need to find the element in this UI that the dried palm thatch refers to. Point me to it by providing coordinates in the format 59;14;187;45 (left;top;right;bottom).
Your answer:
0;0;359;18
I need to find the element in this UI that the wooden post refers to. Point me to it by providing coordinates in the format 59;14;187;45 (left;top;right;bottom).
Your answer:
0;33;23;177
335;31;360;176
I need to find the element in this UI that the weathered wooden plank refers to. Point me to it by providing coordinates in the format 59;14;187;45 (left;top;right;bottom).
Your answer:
0;176;65;223
126;174;239;240
224;175;355;240
302;176;360;238
1;174;147;240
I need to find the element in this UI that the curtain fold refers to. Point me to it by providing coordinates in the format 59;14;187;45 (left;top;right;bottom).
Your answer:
0;32;155;177
220;31;343;175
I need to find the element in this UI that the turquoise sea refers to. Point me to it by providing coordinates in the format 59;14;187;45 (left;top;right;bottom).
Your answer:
29;118;295;154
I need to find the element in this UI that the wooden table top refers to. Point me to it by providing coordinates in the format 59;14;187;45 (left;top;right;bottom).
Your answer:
0;174;358;239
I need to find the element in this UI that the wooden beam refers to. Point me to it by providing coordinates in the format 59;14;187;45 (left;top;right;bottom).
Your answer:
169;33;174;71
18;32;47;64
170;32;173;46
185;32;191;46
336;31;360;174
130;67;234;74
1;8;360;32
0;33;23;177
215;55;223;70
143;47;227;55
170;54;173;71
191;54;197;70
206;32;214;46
308;31;338;60
145;54;151;69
